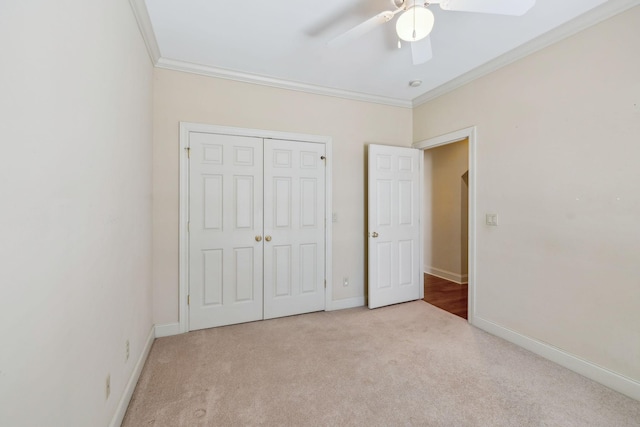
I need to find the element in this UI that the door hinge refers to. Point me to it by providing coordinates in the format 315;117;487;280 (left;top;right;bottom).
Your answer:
187;221;190;232
324;280;327;289
186;147;191;158
187;295;190;305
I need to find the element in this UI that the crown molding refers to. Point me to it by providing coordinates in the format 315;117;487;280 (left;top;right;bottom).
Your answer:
155;58;412;108
129;0;638;109
412;0;640;107
128;0;161;64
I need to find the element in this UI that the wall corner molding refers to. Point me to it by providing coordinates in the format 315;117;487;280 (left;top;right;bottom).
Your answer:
128;0;161;64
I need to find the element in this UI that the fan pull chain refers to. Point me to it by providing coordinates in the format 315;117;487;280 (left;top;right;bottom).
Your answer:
412;5;417;40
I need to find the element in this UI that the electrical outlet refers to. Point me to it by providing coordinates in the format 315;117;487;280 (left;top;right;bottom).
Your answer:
343;277;349;287
105;374;111;400
125;340;130;362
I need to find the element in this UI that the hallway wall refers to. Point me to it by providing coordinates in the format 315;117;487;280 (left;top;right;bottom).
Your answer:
423;139;469;283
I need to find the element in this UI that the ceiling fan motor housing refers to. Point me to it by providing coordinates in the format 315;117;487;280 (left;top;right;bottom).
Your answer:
396;1;434;42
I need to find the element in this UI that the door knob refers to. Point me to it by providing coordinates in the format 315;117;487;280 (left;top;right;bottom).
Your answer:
255;235;262;242
265;235;272;242
371;232;379;238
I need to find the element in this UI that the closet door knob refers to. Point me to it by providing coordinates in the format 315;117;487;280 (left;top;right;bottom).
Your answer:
255;236;262;242
265;235;272;242
371;232;379;238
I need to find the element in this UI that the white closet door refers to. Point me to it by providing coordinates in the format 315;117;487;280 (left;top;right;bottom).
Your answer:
188;132;264;330
263;139;326;319
368;144;422;309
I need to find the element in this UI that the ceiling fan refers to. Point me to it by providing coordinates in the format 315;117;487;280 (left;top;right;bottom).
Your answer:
328;0;536;65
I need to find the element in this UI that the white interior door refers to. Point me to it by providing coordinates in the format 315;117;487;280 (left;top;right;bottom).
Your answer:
368;144;422;309
189;132;264;330
263;139;326;319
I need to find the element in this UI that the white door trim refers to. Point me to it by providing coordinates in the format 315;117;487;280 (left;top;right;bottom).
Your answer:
179;122;333;333
413;126;477;324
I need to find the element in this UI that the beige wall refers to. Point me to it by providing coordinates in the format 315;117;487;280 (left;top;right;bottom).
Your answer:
414;6;640;381
423;139;469;282
152;69;413;324
0;1;154;426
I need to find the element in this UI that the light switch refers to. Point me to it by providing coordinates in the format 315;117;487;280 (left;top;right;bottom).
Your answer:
486;213;499;226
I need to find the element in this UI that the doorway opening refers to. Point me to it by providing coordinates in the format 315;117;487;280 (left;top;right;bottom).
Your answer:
413;127;476;323
422;138;468;318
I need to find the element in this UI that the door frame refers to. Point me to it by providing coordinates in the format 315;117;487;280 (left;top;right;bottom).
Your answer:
413;126;476;324
178;122;333;333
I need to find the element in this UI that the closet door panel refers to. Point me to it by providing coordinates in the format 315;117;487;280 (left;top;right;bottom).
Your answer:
187;131;326;330
263;139;326;319
188;132;264;330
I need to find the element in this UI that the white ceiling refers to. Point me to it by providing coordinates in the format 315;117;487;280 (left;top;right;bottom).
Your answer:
141;0;624;106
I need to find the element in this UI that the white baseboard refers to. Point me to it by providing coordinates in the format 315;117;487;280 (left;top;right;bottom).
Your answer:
154;322;181;338
472;316;640;401
109;326;155;427
327;296;365;311
424;266;468;284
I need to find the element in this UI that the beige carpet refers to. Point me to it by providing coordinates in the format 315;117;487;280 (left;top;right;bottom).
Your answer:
122;301;640;426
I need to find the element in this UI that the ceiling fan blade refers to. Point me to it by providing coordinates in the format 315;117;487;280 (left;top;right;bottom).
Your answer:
411;36;433;65
439;0;535;16
327;10;398;47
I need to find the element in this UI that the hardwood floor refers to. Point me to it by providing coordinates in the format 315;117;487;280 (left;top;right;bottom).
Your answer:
423;274;468;319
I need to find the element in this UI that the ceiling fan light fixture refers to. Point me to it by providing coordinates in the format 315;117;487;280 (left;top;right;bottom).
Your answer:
396;6;434;42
